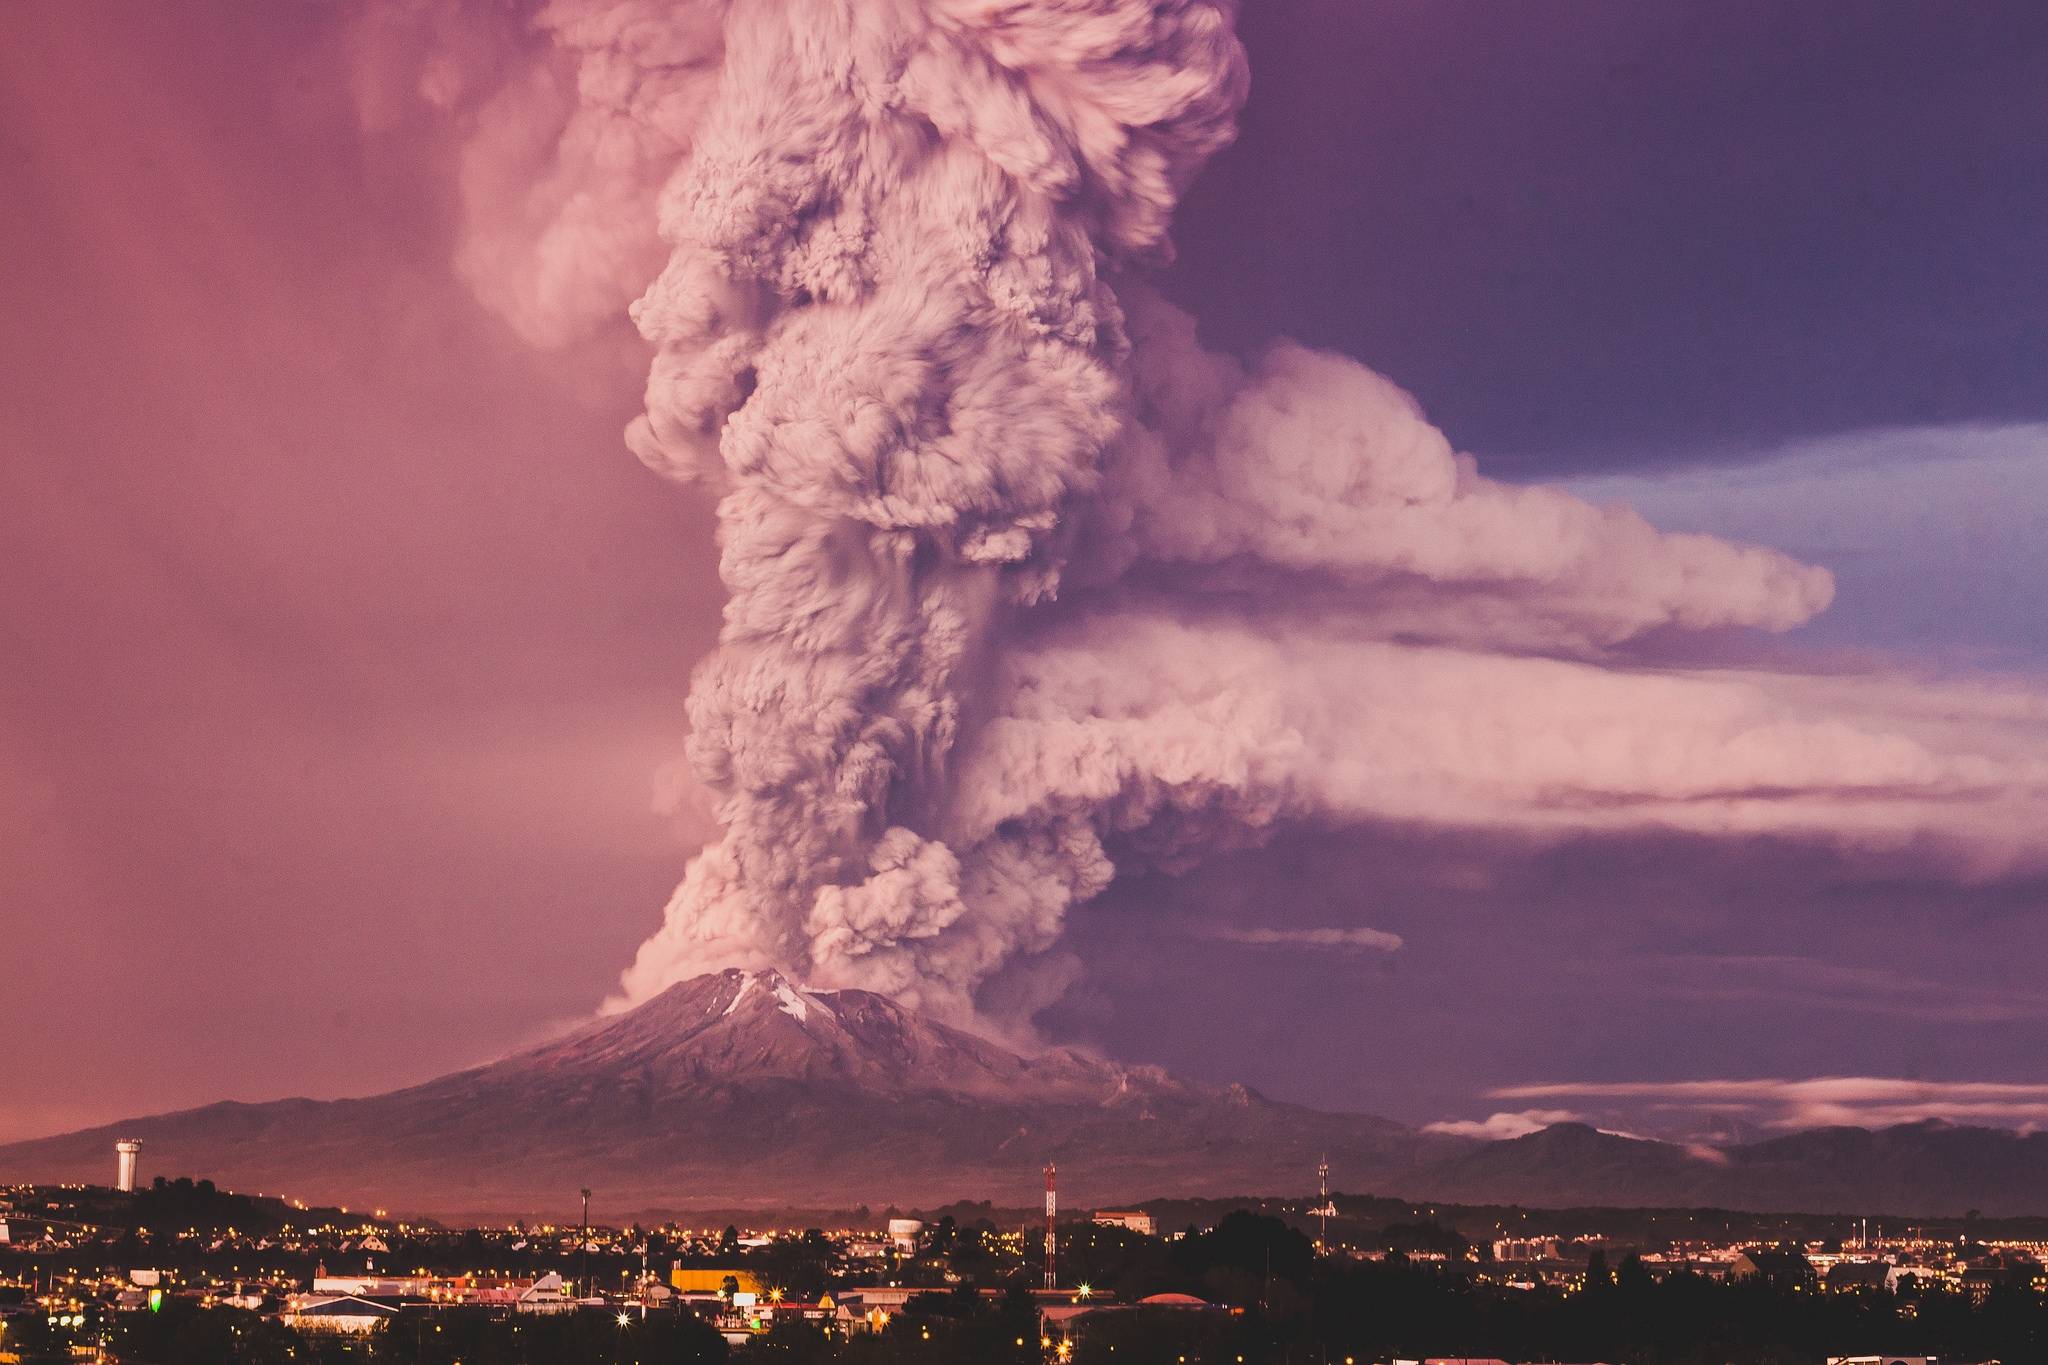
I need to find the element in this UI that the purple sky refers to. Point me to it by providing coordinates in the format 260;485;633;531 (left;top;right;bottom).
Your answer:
4;0;2046;1145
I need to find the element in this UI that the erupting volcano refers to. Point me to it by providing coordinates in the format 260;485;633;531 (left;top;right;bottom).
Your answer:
14;970;2048;1222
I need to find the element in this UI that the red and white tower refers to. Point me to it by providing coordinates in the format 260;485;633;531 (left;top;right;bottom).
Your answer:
1043;1164;1058;1290
1317;1154;1330;1253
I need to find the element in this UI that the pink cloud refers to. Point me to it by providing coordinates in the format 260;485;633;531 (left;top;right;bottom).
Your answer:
1196;925;1405;953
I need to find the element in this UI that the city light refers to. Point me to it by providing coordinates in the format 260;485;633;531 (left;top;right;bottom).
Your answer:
7;1172;2048;1362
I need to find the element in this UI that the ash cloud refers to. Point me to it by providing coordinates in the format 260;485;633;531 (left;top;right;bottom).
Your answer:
376;0;2048;1034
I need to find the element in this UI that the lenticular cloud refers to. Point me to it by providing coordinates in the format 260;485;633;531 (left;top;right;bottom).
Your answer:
382;0;2048;1029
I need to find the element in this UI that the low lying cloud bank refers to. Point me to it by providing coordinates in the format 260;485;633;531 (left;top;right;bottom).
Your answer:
1423;1109;1582;1141
1494;1077;2048;1133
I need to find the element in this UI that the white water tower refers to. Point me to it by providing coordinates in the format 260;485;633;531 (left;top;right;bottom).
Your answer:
115;1139;142;1193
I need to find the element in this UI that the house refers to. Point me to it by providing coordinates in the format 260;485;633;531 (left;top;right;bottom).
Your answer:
313;1275;426;1296
1956;1249;2040;1303
1824;1261;1895;1294
283;1294;402;1334
1728;1249;1816;1289
671;1267;766;1296
832;1286;955;1333
1093;1210;1157;1236
516;1271;579;1314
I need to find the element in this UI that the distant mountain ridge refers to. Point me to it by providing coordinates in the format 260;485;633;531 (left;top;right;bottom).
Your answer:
7;969;2048;1221
1404;1117;2048;1220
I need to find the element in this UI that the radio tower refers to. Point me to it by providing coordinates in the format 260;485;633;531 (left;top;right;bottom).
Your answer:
1043;1164;1058;1290
1317;1155;1330;1253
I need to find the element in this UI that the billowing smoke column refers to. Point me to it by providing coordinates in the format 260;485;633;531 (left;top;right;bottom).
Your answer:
612;0;1250;1017
377;0;2048;1030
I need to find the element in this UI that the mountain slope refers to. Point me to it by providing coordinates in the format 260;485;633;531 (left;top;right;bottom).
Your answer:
1390;1119;2048;1217
12;971;2048;1221
0;970;1458;1220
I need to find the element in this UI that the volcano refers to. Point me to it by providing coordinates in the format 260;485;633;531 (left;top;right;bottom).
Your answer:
0;970;1456;1221
13;970;2048;1222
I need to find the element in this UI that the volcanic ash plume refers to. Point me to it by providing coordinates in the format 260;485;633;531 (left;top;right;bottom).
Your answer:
608;0;1248;1018
391;0;2048;1029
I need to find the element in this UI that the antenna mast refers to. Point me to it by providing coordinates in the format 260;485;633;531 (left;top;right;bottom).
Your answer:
1306;1155;1342;1255
1318;1155;1330;1253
